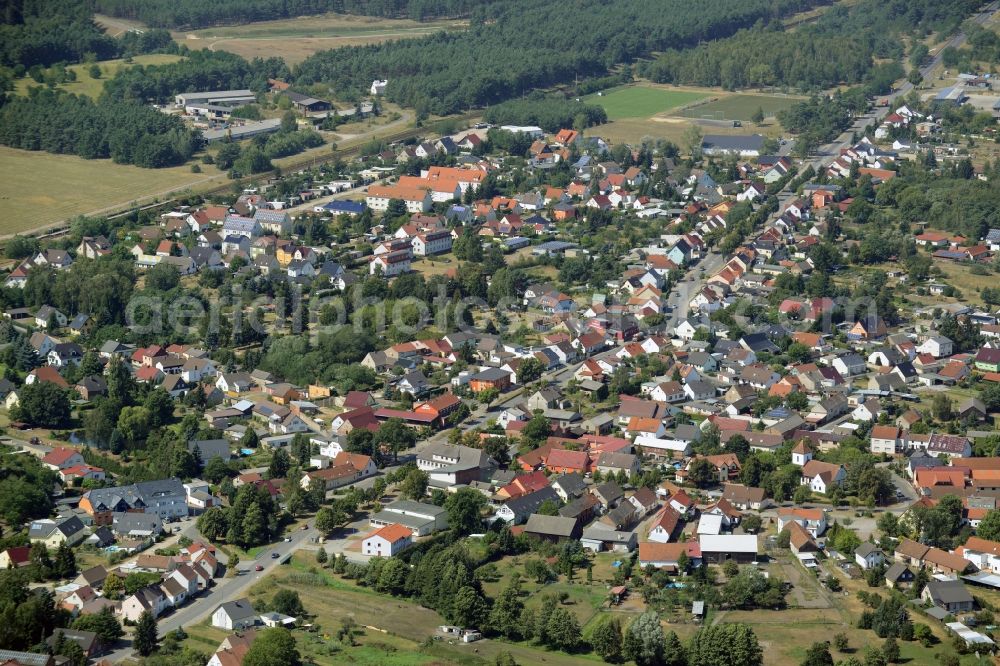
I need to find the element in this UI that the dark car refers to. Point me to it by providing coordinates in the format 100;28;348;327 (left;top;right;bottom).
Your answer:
271;552;280;559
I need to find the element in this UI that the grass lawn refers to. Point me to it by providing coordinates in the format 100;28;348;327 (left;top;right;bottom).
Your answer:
0;146;226;237
412;255;460;277
584;85;710;120
679;93;805;121
175;13;464;64
933;260;998;306
13;54;184;99
594;115;783;149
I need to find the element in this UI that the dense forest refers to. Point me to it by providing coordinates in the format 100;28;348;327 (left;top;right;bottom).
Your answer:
101;49;289;104
0;88;200;166
293;0;830;115
0;0;174;70
640;0;981;91
93;0;500;29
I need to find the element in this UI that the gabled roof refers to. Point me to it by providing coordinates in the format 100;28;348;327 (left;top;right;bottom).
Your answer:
364;523;412;544
216;598;257;621
638;541;701;563
522;514;578;537
42;447;80;466
895;538;930;560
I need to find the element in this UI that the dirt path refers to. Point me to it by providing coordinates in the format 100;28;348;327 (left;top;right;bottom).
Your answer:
93;13;148;36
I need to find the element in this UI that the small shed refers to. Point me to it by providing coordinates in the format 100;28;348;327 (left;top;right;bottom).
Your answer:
610;585;628;605
692;601;705;621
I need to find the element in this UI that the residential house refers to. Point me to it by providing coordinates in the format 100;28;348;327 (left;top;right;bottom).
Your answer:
362;524;413;557
922;580;975;614
855;543;885;569
521;514;581;543
777;508;827;537
212;599;258;631
28;516;87;548
638;541;702;569
800;460;846;493
647;505;682;543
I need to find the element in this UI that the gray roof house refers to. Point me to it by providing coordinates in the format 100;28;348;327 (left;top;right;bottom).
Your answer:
495;486;560;524
551;473;587;501
522;514;581;543
213;598;258;631
922;579;975;613
580;525;637;553
111;512;164;538
28;516;86;546
701;134;766;157
82;478;188;520
188;439;231;466
0;650;53;666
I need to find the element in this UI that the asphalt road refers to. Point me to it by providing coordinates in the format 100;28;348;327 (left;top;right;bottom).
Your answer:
667;251;725;330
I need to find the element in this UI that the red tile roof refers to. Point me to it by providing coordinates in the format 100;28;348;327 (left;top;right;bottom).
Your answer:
29;366;68;388
545;448;589;471
364;523;412;544
42;447;79;466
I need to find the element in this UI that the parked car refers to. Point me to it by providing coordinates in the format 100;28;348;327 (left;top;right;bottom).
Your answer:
255;564;263;571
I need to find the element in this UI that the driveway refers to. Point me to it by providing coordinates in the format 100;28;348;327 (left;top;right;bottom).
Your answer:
773;557;833;609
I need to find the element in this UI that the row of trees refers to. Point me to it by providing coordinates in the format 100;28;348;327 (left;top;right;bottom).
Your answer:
346;532;763;664
292;0;824;115
482;95;607;133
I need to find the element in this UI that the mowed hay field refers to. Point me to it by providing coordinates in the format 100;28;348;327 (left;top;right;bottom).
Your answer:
584;84;797;146
680;93;805;121
13;54;185;99
584;85;709;120
175;13;464;64
0;147;225;236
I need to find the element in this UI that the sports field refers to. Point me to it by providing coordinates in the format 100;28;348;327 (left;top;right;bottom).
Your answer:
585;85;709;120
680;93;804;121
176;13;464;64
0;147;225;237
13;54;184;99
